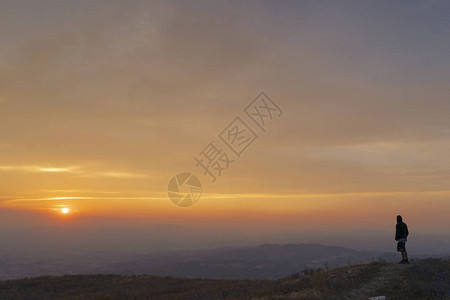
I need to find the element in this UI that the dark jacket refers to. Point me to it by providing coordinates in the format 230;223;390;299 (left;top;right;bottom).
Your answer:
395;222;409;241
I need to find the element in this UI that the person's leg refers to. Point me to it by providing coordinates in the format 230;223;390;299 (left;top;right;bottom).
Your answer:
398;242;406;262
403;242;409;263
397;242;404;262
401;251;406;263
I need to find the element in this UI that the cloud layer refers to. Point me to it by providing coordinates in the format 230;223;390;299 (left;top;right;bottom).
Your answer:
0;0;449;234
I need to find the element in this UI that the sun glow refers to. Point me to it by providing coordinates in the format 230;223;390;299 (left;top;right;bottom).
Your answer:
61;207;70;214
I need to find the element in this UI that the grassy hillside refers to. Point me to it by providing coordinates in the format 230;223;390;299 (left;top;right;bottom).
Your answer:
0;258;448;299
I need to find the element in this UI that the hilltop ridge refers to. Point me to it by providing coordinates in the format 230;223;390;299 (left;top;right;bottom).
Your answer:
0;258;448;299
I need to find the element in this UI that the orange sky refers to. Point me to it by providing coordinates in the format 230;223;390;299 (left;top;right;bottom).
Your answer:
1;1;450;238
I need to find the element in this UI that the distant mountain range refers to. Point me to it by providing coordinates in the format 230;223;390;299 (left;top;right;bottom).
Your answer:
88;243;400;279
3;242;444;280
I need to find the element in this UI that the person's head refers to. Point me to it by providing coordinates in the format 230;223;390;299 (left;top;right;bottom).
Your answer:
397;215;402;223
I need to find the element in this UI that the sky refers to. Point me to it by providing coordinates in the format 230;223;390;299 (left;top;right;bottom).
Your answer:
0;0;449;253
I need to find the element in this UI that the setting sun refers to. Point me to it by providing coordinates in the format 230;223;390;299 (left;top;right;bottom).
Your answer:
61;207;70;214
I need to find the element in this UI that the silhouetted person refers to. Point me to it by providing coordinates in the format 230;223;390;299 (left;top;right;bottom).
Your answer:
395;215;409;264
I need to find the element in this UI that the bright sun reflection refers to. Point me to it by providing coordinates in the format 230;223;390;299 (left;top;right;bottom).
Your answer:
61;207;70;214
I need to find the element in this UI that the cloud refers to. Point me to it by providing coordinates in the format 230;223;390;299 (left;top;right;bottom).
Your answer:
79;171;150;179
0;165;149;178
0;165;80;173
0;0;449;230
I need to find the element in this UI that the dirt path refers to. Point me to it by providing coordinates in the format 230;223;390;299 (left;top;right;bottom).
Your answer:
343;263;406;299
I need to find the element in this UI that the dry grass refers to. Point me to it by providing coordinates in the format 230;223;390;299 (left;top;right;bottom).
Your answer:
0;259;448;299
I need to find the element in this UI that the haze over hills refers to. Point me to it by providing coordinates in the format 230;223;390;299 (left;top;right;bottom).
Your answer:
1;210;449;281
1;242;432;281
1;212;448;280
89;243;399;280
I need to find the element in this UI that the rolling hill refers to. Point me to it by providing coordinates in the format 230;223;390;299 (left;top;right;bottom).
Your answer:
88;243;398;279
0;258;448;299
